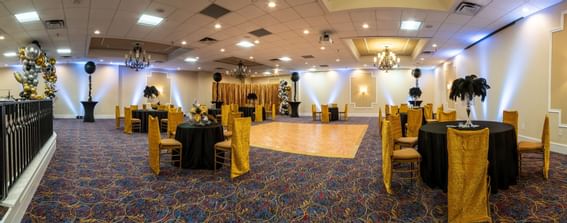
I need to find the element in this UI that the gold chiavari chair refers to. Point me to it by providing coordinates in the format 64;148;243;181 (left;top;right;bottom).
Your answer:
517;115;550;179
214;117;252;178
382;120;421;194
321;104;330;123
148;115;182;175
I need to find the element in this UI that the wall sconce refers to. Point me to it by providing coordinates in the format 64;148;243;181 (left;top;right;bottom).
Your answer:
446;83;452;90
359;86;368;95
156;86;164;95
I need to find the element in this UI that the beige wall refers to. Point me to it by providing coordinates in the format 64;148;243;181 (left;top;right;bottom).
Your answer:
439;1;567;150
551;14;567;123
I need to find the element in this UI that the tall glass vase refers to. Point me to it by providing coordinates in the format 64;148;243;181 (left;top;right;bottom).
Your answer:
461;97;478;128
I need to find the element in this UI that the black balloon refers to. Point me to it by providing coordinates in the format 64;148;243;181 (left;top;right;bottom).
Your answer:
412;68;422;79
84;61;96;74
291;72;300;82
213;72;222;82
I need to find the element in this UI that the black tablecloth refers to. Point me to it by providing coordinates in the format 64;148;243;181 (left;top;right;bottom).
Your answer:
132;110;168;132
329;107;339;121
175;123;225;169
209;108;221;116
418;121;518;193
239;106;265;121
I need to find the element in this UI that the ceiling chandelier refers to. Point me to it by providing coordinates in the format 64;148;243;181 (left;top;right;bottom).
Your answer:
228;61;251;81
374;46;400;72
125;42;151;71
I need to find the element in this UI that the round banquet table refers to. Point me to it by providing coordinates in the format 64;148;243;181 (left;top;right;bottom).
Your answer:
418;121;518;193
132;109;168;132
239;106;265;121
175;123;225;169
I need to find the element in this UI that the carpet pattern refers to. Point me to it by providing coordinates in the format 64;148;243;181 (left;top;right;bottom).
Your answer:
23;116;567;222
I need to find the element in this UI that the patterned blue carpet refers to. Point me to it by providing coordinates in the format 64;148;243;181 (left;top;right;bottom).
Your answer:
23;117;567;222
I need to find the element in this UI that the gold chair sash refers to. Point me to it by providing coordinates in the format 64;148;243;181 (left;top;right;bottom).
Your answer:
399;104;409;113
115;105;120;129
406;109;423;137
342;104;349;120
390;105;399;115
321;104;330;123
148;116;161;175
231;117;252;178
378;108;383;137
424;104;433;120
168;111;184;137
255;105;264;122
388;114;403;140
385;104;391;116
131;105;138;110
221;105;230;127
124;107;132;134
381;120;393;194
447;128;491;222
439;111;457;122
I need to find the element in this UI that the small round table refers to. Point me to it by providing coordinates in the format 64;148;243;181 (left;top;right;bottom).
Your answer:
418;121;518;193
175;123;224;169
132;110;168;132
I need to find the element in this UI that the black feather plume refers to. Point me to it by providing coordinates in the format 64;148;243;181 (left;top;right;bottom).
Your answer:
449;75;490;102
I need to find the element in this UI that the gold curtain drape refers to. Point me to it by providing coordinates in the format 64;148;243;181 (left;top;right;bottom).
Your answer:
212;82;280;106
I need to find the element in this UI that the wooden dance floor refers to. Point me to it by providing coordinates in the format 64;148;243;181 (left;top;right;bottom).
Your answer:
250;122;368;158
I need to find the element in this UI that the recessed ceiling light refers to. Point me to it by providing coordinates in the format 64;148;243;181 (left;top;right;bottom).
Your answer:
420;57;425;61
275;64;280;67
214;23;222;29
220;48;225;52
185;57;199;62
181;41;187;45
249;56;254;60
0;36;5;40
254;40;260;44
320;46;326;50
137;14;163;26
198;67;201;70
304;62;308;65
57;48;71;54
263;71;272;75
303;29;310;34
336;58;340;62
362;23;369;29
279;56;291;62
432;43;438;48
93;30;100;35
309;68;316;71
15;11;39;23
268;1;276;8
3;52;16;57
236;40;255;48
401;20;422;30
99;59;104;62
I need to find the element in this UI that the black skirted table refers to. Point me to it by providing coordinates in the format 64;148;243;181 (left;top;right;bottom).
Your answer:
239;106;265;121
132;110;168;132
329;107;339;121
418;121;518;193
80;101;97;122
175;123;225;169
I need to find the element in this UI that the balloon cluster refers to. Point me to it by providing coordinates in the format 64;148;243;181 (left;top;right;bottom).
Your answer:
278;80;291;115
13;42;57;100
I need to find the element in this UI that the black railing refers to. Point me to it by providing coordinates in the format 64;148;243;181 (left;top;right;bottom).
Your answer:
0;100;53;200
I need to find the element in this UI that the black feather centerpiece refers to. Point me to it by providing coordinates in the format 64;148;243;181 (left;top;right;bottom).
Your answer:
409;87;422;98
448;74;490;127
143;86;159;100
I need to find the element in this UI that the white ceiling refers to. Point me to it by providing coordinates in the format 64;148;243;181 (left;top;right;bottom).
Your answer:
0;0;562;73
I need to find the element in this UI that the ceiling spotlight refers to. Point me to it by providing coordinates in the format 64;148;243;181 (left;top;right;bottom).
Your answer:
309;68;316;71
420;57;425;61
336;58;340;62
236;40;255;48
198;67;202;70
303;29;310;34
362;23;369;29
3;52;16;57
401;20;422;30
57;48;71;54
185;57;199;62
0;36;5;40
220;48;225;52
268;1;276;8
363;64;368;67
304;62;308;65
93;30;100;35
249;56;254;60
214;23;222;29
137;14;163;26
181;41;187;45
275;64;280;67
263;71;272;75
522;7;530;13
99;59;104;62
279;56;291;62
432;43;438;48
320;46;326;50
254;40;260;44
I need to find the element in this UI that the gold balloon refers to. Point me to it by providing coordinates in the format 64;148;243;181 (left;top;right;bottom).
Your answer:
24;85;30;91
49;57;56;65
35;56;44;66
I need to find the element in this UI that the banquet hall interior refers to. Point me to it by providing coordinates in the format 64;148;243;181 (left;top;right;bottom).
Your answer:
0;0;566;222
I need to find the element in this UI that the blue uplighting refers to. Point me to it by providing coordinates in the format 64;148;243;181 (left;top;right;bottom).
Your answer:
56;83;78;115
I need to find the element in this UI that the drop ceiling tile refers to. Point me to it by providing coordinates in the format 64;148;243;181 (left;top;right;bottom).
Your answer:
304;16;330;27
118;0;151;13
376;29;398;36
425;11;449;22
40;9;65;20
401;9;427;21
62;0;91;8
145;2;176;18
293;2;324;18
271;7;302;22
285;0;316;6
3;0;35;13
376;8;402;20
325;12;351;24
219;12;248;26
237;5;267;20
251;14;279;27
349;10;376;22
284;19;310;30
331;22;356;32
32;0;62;10
89;0;119;9
444;14;473;25
377;20;400;30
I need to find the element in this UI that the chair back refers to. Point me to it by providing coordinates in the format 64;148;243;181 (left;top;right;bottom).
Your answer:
439;111;457;122
168;111;183;136
177;107;183;112
406;109;423;137
158;105;168;111
221;105;230;127
502;110;518;141
231;117;252;178
378;108;383;137
447;128;490;222
131;105;138;110
387;114;403;140
123;107;132;134
115;105;120;129
385;104;391;116
255;105;263;122
331;103;338;108
228;112;242;132
381;120;394;194
390;105;399;115
399;104;409;113
147;116;161;175
321;104;330;123
231;104;239;112
312;104;317;113
343;104;349;120
271;104;276;120
424;104;433;119
543;115;550;179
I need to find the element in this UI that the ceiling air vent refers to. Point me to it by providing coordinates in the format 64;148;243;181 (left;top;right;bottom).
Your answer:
199;37;218;45
200;4;231;19
44;20;65;29
422;50;435;54
269;58;280;62
249;28;272;37
319;65;328;68
455;2;483;16
302;55;315;59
